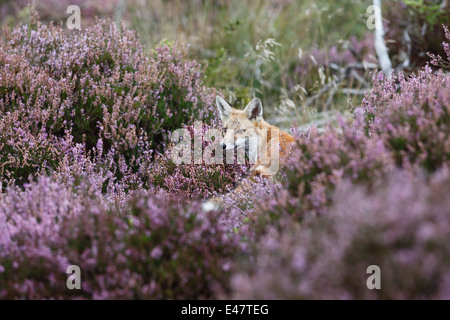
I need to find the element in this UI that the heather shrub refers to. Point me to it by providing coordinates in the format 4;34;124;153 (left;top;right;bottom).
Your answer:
232;168;450;299
0;13;216;186
229;29;450;297
384;0;450;68
220;175;274;242
148;123;249;200
258;111;393;222
428;25;450;70
0;176;240;299
259;32;450;225
0;1;449;301
363;67;450;172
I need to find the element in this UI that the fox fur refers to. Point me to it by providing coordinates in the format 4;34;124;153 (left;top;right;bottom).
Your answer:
202;96;295;211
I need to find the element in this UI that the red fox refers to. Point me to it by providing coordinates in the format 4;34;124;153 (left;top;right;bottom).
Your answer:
202;96;295;211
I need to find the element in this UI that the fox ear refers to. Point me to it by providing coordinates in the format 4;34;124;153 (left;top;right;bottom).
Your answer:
216;96;232;122
244;98;263;121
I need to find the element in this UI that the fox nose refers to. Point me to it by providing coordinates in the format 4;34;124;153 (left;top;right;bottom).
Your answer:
222;143;227;150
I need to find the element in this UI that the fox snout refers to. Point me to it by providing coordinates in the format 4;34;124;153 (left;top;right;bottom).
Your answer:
221;141;237;150
221;131;241;150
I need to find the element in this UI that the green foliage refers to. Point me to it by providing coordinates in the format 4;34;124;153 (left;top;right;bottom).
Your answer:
124;0;374;122
403;0;449;26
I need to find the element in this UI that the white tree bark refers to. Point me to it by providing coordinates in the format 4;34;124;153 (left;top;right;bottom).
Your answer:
373;0;393;76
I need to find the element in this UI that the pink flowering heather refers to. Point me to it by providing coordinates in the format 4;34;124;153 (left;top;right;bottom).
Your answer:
256;36;450;226
148;122;250;200
428;25;450;69
0;11;216;187
231;168;450;299
230;33;450;298
257;112;393;222
0;175;241;299
363;66;450;172
220;174;274;245
0;4;449;301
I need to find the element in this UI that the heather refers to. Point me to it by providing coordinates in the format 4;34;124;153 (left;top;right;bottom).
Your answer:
1;0;380;123
147;122;250;200
231;168;450;299
227;25;450;299
251;29;450;224
262;60;450;221
0;13;216;187
258;114;393;221
0;2;449;300
2;1;448;123
0;176;242;299
364;67;450;172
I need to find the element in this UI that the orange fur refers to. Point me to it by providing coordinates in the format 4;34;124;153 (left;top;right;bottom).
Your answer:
202;96;295;211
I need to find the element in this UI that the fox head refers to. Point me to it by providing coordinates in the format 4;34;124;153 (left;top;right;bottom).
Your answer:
216;96;264;162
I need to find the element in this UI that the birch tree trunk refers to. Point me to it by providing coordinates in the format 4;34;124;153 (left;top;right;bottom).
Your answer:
373;0;393;76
